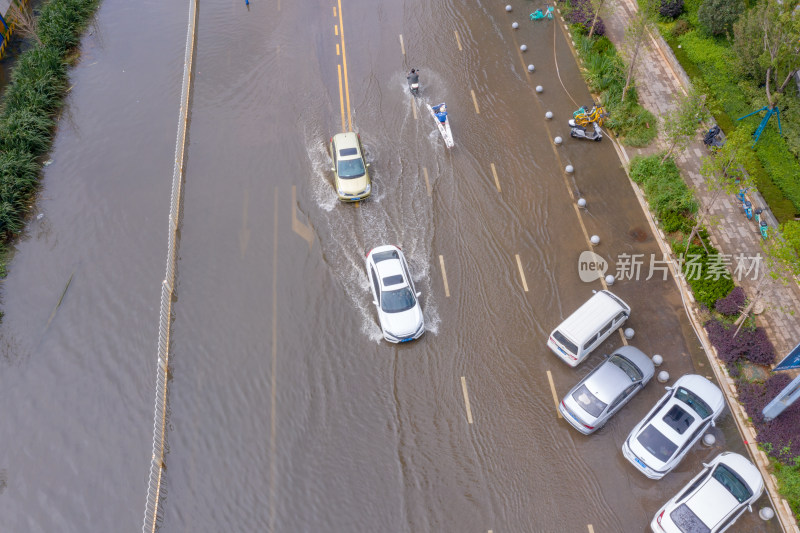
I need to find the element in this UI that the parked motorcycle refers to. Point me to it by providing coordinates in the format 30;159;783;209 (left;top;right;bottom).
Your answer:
569;121;603;142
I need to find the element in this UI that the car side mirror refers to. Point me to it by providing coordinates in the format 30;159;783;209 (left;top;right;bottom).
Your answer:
747;504;753;513
366;163;371;168
711;420;716;427
702;462;710;468
330;167;335;172
664;386;673;391
373;300;378;307
416;292;421;298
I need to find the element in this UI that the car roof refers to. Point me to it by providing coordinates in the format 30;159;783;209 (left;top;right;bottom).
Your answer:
557;290;630;344
684;454;762;527
368;246;409;290
332;132;361;158
613;345;654;376
584;360;631;404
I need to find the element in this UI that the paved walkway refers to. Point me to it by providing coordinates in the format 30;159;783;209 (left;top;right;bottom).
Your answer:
604;0;800;358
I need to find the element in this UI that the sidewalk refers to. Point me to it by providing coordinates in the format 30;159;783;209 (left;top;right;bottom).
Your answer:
597;0;800;529
603;0;800;358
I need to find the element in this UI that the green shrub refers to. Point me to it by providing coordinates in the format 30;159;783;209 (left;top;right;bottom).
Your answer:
697;0;745;36
39;0;100;55
672;238;736;307
630;155;698;231
773;459;800;521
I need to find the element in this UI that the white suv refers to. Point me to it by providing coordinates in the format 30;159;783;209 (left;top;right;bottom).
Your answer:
365;245;424;343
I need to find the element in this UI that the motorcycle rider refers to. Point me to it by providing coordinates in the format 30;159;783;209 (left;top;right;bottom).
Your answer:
407;68;419;86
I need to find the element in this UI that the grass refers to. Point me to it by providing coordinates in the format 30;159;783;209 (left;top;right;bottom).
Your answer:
0;0;101;273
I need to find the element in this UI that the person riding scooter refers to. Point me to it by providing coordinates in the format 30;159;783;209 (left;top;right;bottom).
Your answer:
407;69;420;95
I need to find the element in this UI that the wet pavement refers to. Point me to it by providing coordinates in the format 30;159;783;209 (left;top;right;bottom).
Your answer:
0;0;781;531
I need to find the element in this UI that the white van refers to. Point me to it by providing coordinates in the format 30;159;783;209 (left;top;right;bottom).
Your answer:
547;290;630;367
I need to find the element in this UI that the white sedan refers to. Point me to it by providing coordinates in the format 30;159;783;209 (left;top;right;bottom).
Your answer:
622;374;725;480
651;451;764;532
365;245;424;343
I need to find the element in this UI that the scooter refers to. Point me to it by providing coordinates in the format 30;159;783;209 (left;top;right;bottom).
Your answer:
407;69;420;96
744;200;753;220
569;121;603;142
703;125;724;149
760;220;769;240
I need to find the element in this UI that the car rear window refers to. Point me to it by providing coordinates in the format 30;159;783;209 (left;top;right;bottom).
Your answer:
669;504;710;533
713;464;753;503
675;387;713;419
662;405;695;435
636;424;678;462
572;385;607;418
553;330;578;355
338;147;358;156
372;250;399;263
382;274;404;287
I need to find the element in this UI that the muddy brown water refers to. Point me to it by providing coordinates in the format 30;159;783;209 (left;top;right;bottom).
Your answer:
0;0;781;531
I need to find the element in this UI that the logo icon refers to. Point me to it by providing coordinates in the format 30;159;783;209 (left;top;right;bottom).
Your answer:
578;251;608;282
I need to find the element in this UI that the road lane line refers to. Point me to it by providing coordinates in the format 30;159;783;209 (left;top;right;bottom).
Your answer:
337;0;353;130
270;189;279;533
547;370;562;418
423;167;431;196
332;5;336;16
439;255;450;297
454;30;463;51
336;43;340;56
588;526;595;533
490;163;501;193
337;64;346;131
399;34;405;55
411;98;417;120
461;376;474;424
291;185;314;248
471;89;480;114
515;254;529;292
334;25;338;36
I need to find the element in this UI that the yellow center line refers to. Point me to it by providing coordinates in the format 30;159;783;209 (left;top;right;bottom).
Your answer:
411;98;417;120
337;0;353;131
587;525;595;533
470;89;480;114
461;376;474;424
334;25;338;36
332;5;336;16
454;30;463;51
515;254;529;292
399;34;405;55
337;64;346;132
422;167;431;196
439;255;450;297
336;43;340;56
490;163;501;193
546;370;562;418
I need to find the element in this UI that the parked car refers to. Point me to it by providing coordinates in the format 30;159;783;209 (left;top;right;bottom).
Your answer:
547;290;630;367
330;132;371;202
559;345;655;434
365;245;424;343
651;451;764;532
622;374;725;480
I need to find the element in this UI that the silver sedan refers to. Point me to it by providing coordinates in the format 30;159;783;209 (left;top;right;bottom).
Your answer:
559;345;655;435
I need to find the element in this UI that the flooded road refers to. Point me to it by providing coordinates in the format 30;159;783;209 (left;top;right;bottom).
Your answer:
0;0;782;531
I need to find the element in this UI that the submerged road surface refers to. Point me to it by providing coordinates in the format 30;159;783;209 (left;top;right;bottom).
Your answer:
0;0;781;531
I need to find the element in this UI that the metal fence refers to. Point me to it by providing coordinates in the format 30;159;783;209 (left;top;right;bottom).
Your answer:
142;0;197;531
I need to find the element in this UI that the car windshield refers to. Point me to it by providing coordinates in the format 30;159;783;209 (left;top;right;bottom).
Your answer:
610;355;643;381
381;287;415;313
669;504;710;533
572;384;607;418
713;464;753;503
675;386;713;419
337;157;366;179
636;424;678;462
553;330;578;355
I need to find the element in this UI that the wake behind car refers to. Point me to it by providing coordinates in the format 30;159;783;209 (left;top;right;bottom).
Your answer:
651;451;764;532
622;374;725;480
365;245;424;343
559;345;655;435
330;132;371;202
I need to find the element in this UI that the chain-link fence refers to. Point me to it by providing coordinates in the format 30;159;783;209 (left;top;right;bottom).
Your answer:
142;0;197;531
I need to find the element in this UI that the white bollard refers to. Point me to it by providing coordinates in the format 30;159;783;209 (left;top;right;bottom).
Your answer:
512;22;519;29
624;327;634;339
536;85;543;93
565;164;574;173
702;433;716;447
554;136;562;145
657;370;670;383
520;44;527;52
506;4;512;11
652;354;663;366
759;507;775;521
590;235;600;245
605;274;615;285
528;64;535;72
545;111;553;119
577;198;586;208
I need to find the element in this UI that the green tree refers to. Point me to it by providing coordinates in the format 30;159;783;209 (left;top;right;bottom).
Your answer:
661;85;709;164
698;0;745;36
588;0;614;39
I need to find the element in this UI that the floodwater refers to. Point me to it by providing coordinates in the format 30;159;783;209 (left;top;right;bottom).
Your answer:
0;0;782;531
